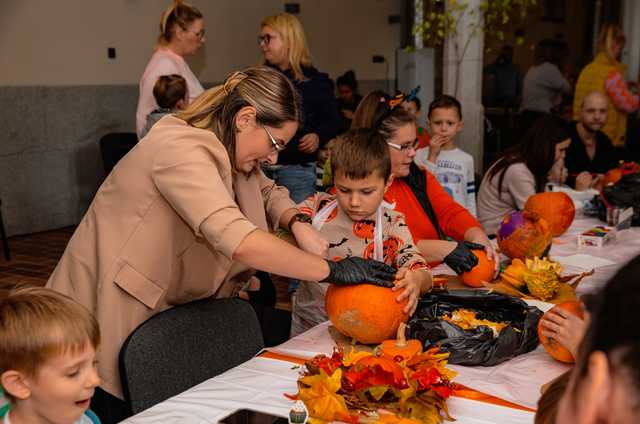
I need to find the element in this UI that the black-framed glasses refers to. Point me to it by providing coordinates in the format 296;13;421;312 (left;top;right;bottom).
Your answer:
263;126;286;152
387;138;420;152
257;34;273;45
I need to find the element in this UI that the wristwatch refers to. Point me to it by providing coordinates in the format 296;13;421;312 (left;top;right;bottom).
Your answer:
288;212;313;231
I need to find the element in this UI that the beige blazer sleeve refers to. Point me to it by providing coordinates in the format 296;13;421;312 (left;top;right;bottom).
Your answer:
257;170;297;231
152;141;257;259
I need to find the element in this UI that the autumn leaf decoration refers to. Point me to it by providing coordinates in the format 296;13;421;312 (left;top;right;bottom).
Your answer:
287;347;457;423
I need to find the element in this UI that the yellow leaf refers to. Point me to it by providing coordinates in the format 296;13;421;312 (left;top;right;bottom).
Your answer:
298;369;351;422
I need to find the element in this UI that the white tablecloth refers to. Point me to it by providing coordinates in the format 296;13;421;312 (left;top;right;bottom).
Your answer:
121;356;534;424
123;217;640;423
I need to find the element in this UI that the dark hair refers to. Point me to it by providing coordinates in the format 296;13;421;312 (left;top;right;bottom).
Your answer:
153;74;187;109
331;129;391;181
351;90;415;140
177;66;300;173
158;1;203;46
409;96;422;112
569;255;640;411
428;94;462;120
486;115;569;194
533;39;568;66
336;70;358;91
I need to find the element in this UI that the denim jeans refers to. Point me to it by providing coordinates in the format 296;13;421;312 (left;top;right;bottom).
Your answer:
263;163;317;293
264;162;317;204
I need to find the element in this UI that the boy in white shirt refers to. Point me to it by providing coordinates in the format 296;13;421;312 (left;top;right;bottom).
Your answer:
414;95;477;216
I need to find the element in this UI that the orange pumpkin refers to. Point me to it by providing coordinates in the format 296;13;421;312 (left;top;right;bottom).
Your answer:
524;192;576;237
461;250;495;288
538;301;584;363
497;211;553;260
326;284;409;344
378;322;422;360
601;167;622;187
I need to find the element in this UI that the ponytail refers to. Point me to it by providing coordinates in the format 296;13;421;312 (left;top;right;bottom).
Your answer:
157;0;203;47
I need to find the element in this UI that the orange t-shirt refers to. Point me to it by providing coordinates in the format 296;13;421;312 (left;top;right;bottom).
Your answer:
385;170;480;245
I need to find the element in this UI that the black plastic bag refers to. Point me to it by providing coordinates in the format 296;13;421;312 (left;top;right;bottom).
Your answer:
407;290;543;366
602;173;640;226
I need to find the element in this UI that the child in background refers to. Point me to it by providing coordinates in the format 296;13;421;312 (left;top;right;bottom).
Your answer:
316;139;335;192
291;129;433;336
140;74;188;139
414;95;477;216
0;287;101;424
403;96;430;149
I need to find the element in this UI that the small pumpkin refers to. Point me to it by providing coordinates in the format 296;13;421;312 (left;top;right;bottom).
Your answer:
378;322;422;360
326;284;409;344
537;301;584;363
461;250;495;288
524;192;575;236
497;211;552;260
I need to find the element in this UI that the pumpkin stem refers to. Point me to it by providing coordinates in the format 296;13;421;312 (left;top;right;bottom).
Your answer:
396;322;408;347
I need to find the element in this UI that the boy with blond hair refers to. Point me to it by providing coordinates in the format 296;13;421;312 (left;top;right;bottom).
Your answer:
291;129;432;336
0;287;101;424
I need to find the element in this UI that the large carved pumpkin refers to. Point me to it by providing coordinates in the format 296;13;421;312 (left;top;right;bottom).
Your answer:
325;284;408;344
524;192;575;236
538;301;584;363
497;211;552;260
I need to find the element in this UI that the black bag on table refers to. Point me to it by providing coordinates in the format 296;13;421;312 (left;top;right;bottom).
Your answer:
407;290;543;366
601;173;640;226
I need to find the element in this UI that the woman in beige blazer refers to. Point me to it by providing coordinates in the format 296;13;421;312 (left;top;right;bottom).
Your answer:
47;66;396;420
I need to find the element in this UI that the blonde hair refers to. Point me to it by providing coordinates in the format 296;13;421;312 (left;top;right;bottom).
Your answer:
0;287;100;400
158;0;203;47
176;66;300;170
596;23;625;61
260;13;312;81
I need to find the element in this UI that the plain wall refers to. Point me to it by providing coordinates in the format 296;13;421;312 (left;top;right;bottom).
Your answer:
0;0;403;86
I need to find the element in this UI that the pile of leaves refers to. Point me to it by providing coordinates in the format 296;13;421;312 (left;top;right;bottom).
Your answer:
286;347;457;424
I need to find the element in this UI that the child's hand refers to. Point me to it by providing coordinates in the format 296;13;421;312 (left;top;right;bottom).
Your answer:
392;267;432;315
539;306;588;359
427;134;449;163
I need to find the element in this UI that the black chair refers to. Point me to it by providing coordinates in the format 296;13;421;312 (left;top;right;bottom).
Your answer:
0;199;10;261
99;132;138;175
119;298;264;414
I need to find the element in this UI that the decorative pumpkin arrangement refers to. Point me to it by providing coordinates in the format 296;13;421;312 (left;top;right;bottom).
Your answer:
500;257;563;301
286;339;457;423
497;211;552;260
524;192;575;236
460;250;495;288
326;284;408;344
537;301;584;363
600;161;640;189
498;257;594;303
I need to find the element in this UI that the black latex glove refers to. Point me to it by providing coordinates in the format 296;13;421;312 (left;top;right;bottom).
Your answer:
444;241;485;275
321;257;396;287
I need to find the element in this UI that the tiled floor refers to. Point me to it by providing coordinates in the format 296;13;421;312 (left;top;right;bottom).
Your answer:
0;227;291;309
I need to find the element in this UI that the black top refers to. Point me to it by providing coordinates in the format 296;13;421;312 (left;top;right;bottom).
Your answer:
271;64;339;165
565;121;620;187
336;93;363;135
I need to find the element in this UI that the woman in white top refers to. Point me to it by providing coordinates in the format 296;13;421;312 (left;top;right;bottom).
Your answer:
135;0;205;138
477;115;571;234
